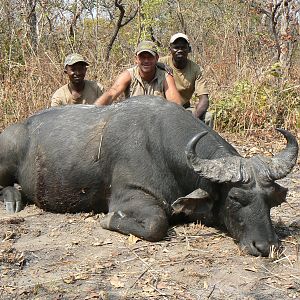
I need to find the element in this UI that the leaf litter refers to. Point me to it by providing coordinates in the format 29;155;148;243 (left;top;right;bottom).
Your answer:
0;130;299;299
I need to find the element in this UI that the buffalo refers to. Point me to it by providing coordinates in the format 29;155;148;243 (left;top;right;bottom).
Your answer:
0;96;298;256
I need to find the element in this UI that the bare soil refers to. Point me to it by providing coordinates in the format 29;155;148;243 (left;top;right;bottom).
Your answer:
1;131;300;300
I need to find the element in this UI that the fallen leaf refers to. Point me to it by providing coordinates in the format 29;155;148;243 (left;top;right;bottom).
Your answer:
75;272;90;280
110;275;124;288
84;292;100;299
92;239;103;246
128;234;141;245
85;217;96;223
102;238;113;245
142;285;155;293
157;282;168;289
63;275;76;284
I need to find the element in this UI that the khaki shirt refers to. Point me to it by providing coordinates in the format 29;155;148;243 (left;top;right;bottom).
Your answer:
125;66;168;98
159;56;208;105
51;80;104;107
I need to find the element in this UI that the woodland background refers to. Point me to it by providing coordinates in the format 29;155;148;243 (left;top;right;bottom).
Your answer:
0;0;300;132
1;2;300;298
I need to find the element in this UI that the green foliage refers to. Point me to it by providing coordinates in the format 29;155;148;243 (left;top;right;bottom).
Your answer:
0;0;299;132
139;0;165;40
213;70;300;131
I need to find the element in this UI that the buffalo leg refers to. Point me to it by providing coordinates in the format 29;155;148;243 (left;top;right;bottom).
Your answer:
101;193;169;242
0;186;24;213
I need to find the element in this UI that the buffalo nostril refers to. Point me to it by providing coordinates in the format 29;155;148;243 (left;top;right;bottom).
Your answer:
252;242;269;256
253;241;279;257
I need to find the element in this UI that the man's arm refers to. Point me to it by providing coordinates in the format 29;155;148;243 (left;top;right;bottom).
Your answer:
94;70;131;106
51;98;62;107
194;94;209;118
164;74;183;105
193;65;209;119
50;89;65;107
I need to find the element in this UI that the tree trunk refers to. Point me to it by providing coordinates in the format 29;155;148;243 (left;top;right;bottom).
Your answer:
26;0;38;53
105;0;138;62
279;0;293;76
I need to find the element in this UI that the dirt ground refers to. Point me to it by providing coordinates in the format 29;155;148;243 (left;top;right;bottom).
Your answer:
0;130;300;300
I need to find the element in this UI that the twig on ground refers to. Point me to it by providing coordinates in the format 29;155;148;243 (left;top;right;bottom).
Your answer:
183;227;191;249
126;265;151;291
264;283;285;292
290;274;300;281
159;255;202;267
125;245;160;286
272;254;293;266
261;265;290;281
207;284;216;299
148;284;169;299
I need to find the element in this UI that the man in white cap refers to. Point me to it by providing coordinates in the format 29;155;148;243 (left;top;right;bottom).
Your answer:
51;53;104;107
95;41;182;106
159;33;213;126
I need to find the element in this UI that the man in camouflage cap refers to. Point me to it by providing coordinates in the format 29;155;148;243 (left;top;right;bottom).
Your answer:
159;33;213;126
95;41;182;106
51;53;104;107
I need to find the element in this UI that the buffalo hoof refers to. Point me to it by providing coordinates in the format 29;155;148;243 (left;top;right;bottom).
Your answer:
100;212;115;229
1;187;24;213
100;211;126;229
5;200;24;213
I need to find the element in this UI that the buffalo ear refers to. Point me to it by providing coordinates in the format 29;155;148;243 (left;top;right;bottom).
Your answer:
172;188;213;216
270;183;288;207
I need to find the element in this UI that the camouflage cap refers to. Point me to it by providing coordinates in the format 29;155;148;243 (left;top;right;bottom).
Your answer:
64;53;89;68
169;33;190;44
135;41;158;56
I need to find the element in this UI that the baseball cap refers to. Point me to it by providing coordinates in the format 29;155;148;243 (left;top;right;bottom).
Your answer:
64;53;89;68
135;41;158;56
169;33;190;44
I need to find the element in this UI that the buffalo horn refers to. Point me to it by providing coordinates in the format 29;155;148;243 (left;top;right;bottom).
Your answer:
185;132;249;183
263;128;298;180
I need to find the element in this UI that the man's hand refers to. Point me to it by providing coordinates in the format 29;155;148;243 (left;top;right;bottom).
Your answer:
156;62;173;75
94;70;131;106
194;94;209;119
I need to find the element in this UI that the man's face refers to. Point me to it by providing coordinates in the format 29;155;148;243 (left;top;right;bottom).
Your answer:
170;38;190;64
135;52;158;74
64;62;87;84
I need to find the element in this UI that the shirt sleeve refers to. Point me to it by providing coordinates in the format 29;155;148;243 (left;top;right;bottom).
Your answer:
50;88;66;107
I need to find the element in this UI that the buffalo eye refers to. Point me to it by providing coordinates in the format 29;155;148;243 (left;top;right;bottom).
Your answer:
228;190;250;207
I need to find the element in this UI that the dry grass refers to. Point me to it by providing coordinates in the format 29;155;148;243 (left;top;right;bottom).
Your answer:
1;44;299;132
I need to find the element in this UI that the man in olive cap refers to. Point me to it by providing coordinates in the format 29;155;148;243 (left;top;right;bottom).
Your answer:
95;41;182;106
160;33;213;126
51;53;104;107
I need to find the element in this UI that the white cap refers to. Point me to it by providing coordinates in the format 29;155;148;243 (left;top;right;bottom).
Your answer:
169;33;189;44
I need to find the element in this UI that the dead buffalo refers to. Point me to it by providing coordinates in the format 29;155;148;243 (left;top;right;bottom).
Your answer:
0;96;298;256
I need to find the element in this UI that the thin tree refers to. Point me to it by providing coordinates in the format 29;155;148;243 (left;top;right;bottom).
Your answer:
105;0;138;61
